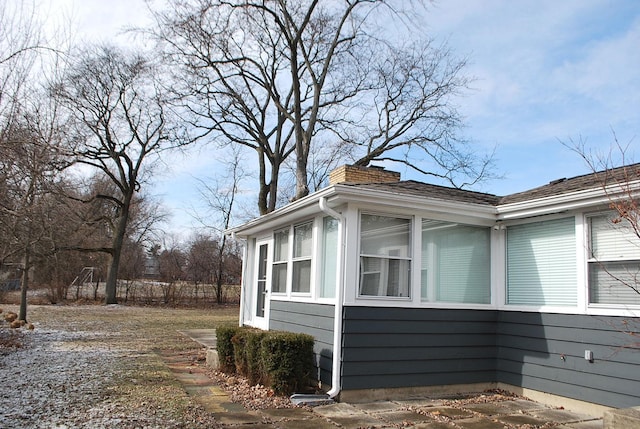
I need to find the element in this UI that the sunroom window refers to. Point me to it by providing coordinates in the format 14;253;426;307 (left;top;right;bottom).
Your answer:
320;217;338;298
292;222;313;293
359;214;411;298
588;213;640;305
272;229;289;293
506;217;576;306
421;220;491;304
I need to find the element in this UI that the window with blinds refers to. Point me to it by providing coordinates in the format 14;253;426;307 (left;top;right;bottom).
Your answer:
506;217;577;306
421;220;491;304
320;217;338;298
588;213;640;305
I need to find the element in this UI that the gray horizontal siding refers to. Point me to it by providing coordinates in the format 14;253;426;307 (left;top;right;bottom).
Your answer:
497;311;640;408
340;307;640;409
269;301;335;387
341;307;497;390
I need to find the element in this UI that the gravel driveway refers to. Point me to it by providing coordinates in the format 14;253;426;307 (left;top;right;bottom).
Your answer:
0;304;238;428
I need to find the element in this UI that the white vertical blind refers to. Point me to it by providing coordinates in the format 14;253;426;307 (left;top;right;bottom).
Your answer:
590;214;640;260
589;213;640;305
321;217;338;298
507;217;577;306
421;221;491;304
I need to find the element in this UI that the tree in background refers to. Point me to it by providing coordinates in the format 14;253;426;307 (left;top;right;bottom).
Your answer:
190;148;246;303
568;134;640;349
149;0;493;215
53;44;188;304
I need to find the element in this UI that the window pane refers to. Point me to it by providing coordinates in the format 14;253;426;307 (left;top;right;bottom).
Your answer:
591;214;640;260
589;262;640;305
293;260;311;293
294;222;313;258
422;221;491;304
321;217;338;298
360;256;382;296
274;230;289;262
506;217;576;306
272;263;287;293
359;256;409;297
361;214;410;257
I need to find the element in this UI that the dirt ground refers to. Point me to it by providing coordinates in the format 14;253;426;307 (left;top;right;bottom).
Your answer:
0;303;239;428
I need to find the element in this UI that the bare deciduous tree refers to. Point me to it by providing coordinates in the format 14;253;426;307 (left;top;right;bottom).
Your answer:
54;44;188;304
149;0;492;215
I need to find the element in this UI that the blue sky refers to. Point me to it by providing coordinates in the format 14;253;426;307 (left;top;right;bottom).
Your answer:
49;0;640;236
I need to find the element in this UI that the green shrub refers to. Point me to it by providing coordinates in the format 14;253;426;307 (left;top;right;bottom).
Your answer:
245;330;268;385
218;326;315;395
260;331;315;395
216;324;241;373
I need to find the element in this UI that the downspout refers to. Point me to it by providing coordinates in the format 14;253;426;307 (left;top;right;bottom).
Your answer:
319;197;344;399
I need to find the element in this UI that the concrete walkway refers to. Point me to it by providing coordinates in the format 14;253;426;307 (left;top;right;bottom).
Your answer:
176;329;603;429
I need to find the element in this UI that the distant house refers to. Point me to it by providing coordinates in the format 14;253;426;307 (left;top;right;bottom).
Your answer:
227;164;640;414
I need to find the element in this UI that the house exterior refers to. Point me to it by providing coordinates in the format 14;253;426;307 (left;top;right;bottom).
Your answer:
227;164;640;414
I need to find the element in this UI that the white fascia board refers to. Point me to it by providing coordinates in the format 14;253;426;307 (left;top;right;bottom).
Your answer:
225;187;337;238
497;183;640;220
226;183;500;237
330;184;498;224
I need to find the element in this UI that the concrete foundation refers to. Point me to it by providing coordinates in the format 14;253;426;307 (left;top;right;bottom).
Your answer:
604;406;640;429
206;348;219;370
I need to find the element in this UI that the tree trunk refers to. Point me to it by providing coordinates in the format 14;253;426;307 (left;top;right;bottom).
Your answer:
19;246;30;322
104;198;131;305
215;235;227;304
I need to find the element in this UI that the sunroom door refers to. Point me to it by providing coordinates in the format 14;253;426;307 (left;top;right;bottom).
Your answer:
254;240;270;330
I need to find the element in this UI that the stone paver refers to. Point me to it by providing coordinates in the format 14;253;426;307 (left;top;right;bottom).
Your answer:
173;329;606;429
423;406;475;419
455;417;510;429
559;421;604;429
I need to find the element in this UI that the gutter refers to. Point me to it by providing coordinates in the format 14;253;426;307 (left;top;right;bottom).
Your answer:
319;197;344;399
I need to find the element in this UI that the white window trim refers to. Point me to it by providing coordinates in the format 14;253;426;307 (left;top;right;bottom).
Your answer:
584;211;640;313
291;220;314;296
356;211;412;301
271;227;290;296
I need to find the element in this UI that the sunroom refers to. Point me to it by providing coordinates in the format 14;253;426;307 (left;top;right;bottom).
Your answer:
229;164;640;412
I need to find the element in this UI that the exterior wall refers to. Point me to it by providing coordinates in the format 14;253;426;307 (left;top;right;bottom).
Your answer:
339;306;640;409
341;307;497;390
496;311;640;409
269;301;335;388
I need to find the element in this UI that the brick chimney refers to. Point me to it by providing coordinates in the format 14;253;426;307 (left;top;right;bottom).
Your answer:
329;164;401;185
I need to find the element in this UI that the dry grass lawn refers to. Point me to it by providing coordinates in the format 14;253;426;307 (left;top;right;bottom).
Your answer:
0;303;239;428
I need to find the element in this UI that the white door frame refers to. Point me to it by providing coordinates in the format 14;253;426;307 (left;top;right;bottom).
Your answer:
253;239;271;330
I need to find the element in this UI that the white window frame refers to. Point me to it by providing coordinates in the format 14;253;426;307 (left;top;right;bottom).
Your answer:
587;211;640;309
271;228;290;295
357;212;412;300
291;221;314;295
505;215;578;308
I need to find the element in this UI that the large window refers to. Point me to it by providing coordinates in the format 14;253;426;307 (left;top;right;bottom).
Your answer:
359;214;411;297
292;222;313;293
321;217;339;298
421;221;491;304
588;213;640;305
272;229;289;293
506;217;576;306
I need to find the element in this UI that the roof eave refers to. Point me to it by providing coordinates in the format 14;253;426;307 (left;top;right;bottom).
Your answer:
497;181;640;219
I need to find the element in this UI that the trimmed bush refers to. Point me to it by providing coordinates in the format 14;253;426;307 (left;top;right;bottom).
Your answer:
217;326;316;395
216;324;242;373
260;331;315;395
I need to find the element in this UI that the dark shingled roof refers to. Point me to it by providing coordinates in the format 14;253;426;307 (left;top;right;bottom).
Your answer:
498;163;640;205
341;180;501;206
339;163;640;207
